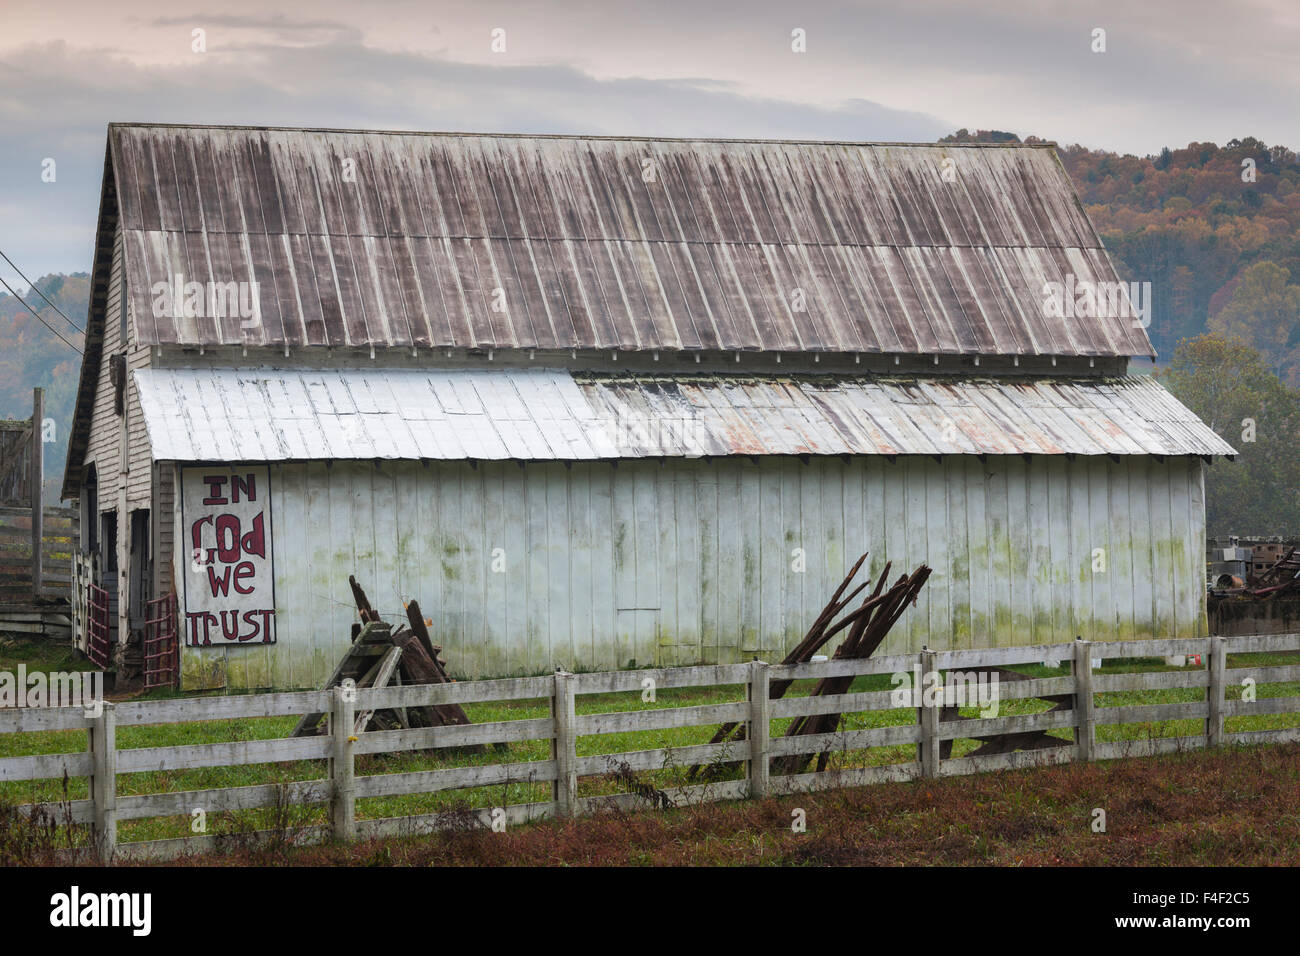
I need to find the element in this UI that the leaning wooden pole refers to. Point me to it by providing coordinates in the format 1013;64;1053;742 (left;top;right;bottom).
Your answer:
30;387;43;600
688;552;880;780
774;565;932;776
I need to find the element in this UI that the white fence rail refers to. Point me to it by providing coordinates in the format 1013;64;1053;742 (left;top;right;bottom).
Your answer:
3;634;1300;862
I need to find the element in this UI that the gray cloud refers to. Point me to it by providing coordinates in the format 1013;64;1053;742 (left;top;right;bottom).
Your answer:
1;0;1295;280
0;37;948;277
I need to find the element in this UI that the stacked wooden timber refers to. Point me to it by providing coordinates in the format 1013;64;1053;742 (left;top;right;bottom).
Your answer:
771;561;931;775
291;576;481;750
688;554;932;780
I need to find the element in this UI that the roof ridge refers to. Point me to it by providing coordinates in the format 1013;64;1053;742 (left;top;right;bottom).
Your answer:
106;122;1057;148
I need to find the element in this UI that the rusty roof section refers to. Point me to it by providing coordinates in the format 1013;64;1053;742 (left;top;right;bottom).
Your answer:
109;124;1154;358
132;368;1231;462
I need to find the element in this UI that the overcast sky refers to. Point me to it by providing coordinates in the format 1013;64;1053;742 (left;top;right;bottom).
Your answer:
2;0;1296;279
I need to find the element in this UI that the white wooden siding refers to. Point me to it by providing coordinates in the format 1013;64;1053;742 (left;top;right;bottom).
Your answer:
83;225;153;509
83;227;124;496
178;454;1207;690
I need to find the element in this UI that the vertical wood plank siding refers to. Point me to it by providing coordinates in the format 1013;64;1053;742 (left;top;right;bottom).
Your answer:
179;455;1207;689
84;228;154;510
83;227;124;494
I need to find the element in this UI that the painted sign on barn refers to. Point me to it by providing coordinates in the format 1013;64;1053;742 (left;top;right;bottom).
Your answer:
180;466;276;646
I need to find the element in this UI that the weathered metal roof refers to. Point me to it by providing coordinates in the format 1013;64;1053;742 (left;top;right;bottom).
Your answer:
111;124;1154;357
133;368;1233;461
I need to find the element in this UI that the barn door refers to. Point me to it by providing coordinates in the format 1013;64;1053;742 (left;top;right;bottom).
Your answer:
100;511;118;648
128;509;152;631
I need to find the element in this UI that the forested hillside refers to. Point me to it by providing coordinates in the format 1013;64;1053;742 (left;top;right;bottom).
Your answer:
944;129;1300;379
0;273;86;504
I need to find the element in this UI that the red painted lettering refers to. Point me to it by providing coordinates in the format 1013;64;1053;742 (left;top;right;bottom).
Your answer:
206;565;232;598
185;611;219;646
244;609;275;643
240;512;266;558
202;476;228;505
231;474;256;503
232;561;256;595
215;514;240;562
190;515;212;554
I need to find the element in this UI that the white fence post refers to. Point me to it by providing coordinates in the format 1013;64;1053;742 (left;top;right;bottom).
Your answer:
748;660;770;799
90;701;116;861
330;685;356;842
552;671;578;818
1208;636;1226;747
1074;640;1095;762
919;650;939;778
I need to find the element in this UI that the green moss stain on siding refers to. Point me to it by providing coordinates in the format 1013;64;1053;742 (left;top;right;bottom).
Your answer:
219;455;1210;689
440;537;461;580
180;649;227;692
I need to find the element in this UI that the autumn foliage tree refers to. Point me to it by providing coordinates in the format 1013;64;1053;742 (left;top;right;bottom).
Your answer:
944;130;1300;368
1207;261;1300;383
0;273;87;503
1162;333;1300;535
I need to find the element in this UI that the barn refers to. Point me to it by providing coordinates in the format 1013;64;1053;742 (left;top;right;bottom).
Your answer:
62;123;1234;691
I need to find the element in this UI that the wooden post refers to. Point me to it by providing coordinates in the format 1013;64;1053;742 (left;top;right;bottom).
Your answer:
919;650;940;778
1074;640;1096;762
552;671;578;818
30;387;43;599
90;701;116;861
1208;637;1226;748
329;684;356;842
747;660;770;799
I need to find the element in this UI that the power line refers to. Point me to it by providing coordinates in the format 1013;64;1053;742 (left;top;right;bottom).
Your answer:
0;247;84;335
0;272;82;354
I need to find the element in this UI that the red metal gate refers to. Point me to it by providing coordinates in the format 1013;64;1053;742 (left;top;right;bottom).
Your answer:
86;583;111;669
143;592;179;690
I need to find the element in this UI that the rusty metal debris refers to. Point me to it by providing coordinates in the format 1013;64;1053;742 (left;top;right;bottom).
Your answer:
1212;547;1300;600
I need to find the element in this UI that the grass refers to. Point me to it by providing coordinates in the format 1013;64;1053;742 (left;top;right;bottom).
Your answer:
0;634;97;675
1;635;1298;853
125;741;1300;866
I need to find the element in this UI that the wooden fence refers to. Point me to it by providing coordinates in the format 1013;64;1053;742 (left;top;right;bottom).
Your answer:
0;505;77;614
3;633;1299;862
0;420;34;505
0;387;77;635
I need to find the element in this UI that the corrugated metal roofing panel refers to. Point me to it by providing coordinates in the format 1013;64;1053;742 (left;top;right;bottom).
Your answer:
133;368;1234;462
110;125;1154;358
